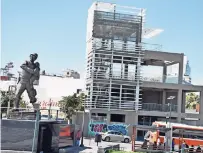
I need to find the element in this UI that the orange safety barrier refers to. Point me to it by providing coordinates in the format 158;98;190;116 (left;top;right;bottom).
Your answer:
60;126;71;137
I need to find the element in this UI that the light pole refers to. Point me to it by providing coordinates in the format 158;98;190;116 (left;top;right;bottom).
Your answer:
167;96;175;123
80;109;85;147
166;113;169;124
167;96;175;152
80;92;88;147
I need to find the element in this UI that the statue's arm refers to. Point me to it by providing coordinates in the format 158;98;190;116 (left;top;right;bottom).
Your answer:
20;65;35;74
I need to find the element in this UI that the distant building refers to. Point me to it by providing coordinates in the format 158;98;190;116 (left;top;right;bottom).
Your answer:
24;75;84;109
41;69;80;79
62;69;80;79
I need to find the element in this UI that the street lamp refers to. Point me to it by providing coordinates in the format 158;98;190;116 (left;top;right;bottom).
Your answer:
80;91;88;147
166;113;169;124
166;96;175;152
167;96;175;123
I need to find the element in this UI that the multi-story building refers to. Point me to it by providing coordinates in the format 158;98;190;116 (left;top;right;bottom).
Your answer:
85;2;145;111
74;2;203;139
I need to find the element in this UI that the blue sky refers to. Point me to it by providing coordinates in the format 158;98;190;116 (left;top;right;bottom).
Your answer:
1;0;203;84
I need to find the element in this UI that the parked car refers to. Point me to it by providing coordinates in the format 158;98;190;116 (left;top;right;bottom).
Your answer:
101;131;131;143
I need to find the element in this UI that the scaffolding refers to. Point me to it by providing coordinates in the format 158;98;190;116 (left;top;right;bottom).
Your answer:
85;2;146;111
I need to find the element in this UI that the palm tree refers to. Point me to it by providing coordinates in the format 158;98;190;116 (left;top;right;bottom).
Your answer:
186;92;200;109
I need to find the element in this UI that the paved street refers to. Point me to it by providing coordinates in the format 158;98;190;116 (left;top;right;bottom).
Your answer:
59;138;143;153
1;137;143;153
78;138;143;153
84;138;133;151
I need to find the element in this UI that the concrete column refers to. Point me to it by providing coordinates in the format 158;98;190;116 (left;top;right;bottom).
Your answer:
199;91;203;125
163;64;167;83
126;111;138;137
181;91;186;113
107;112;111;124
178;54;184;84
83;112;90;137
162;90;166;105
177;89;182;122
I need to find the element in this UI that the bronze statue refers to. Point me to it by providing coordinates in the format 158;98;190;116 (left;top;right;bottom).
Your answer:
13;53;40;111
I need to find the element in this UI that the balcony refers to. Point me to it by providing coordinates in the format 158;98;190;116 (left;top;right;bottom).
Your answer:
141;103;178;112
87;70;181;84
87;71;142;81
142;74;179;84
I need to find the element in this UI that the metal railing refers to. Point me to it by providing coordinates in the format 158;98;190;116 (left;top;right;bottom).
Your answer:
141;103;178;112
0;107;64;120
87;71;143;81
134;143;170;152
143;42;162;51
142;74;179;84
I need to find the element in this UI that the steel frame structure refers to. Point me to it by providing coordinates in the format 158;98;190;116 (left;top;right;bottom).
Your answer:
85;2;146;111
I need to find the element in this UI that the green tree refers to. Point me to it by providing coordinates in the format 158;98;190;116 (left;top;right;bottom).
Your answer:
0;90;27;113
186;92;200;109
59;93;85;121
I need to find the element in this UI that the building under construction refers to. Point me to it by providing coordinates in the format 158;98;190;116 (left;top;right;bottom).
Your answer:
76;2;203;138
85;2;146;111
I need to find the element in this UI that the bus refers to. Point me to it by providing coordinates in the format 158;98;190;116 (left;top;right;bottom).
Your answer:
149;121;203;146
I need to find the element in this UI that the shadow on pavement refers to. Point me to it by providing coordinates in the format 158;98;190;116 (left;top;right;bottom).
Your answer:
59;146;93;153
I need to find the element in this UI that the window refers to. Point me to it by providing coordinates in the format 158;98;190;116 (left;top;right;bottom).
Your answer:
108;131;115;134
159;132;165;136
110;114;125;123
115;132;122;135
91;113;96;116
98;113;107;117
115;132;120;135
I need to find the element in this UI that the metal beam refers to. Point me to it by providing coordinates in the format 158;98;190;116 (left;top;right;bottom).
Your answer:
143;60;165;66
166;61;179;66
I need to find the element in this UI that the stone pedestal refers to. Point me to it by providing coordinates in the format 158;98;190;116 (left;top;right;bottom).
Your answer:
8;103;40;120
1;119;60;153
33;103;40;110
9;111;36;120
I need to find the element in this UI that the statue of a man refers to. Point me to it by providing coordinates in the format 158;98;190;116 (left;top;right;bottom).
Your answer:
13;53;40;111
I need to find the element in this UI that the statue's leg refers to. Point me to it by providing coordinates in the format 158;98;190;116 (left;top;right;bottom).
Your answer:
13;83;26;109
30;86;37;97
33;88;37;96
26;83;37;103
